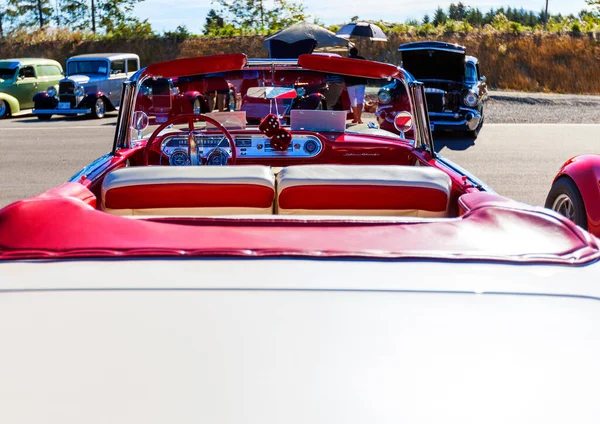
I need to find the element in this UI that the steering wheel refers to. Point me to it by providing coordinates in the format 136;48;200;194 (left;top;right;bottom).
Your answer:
142;113;237;166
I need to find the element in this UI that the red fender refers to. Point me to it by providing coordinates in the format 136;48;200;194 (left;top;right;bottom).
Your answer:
553;154;600;236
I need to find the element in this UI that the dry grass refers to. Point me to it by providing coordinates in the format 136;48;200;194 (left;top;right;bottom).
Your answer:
1;30;599;94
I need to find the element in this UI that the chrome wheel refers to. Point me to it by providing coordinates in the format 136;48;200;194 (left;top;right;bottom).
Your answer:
552;194;575;221
0;100;8;118
92;98;105;119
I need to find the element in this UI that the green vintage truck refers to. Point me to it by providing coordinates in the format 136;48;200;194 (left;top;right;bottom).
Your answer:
0;58;63;118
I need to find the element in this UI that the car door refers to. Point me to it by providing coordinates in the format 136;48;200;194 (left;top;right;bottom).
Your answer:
107;59;127;107
15;66;39;109
35;64;63;93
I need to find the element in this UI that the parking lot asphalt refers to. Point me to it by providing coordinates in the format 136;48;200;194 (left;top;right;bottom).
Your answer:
0;113;599;209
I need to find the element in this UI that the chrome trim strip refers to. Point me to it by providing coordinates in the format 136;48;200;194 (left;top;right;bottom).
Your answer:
436;154;495;193
247;58;299;66
398;47;465;54
68;153;113;182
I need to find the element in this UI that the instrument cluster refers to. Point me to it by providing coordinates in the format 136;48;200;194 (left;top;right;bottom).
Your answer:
161;132;323;166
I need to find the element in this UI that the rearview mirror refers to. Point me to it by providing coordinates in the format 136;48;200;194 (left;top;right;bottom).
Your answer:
393;111;413;135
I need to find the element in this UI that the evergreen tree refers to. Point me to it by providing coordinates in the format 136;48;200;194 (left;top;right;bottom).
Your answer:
96;0;151;36
215;0;307;33
432;7;447;26
61;0;89;30
422;14;430;24
203;8;225;35
448;3;459;20
7;0;53;28
456;2;466;20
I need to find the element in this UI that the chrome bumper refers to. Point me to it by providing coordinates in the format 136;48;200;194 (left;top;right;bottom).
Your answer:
33;108;91;115
429;108;482;131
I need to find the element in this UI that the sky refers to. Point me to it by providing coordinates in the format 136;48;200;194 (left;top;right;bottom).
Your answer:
134;0;592;33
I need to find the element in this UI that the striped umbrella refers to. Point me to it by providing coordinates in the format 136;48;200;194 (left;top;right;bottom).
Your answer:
336;21;388;42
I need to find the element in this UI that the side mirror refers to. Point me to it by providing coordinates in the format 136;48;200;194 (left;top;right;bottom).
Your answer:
132;111;149;139
480;75;487;83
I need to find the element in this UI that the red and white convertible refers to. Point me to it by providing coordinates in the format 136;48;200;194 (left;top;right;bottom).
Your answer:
1;53;600;423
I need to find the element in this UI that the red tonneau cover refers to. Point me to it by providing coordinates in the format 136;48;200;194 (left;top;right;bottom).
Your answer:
298;54;400;79
0;194;598;264
142;54;248;79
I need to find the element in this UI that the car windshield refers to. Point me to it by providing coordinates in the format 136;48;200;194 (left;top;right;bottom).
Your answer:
131;67;412;140
465;63;477;82
67;60;108;76
0;67;17;80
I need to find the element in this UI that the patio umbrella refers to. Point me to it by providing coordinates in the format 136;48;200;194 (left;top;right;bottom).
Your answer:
263;22;349;58
336;21;388;42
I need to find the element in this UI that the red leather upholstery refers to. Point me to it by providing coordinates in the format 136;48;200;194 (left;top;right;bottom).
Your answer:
36;182;97;208
458;192;521;216
278;185;448;211
277;165;452;216
105;184;273;210
102;166;275;215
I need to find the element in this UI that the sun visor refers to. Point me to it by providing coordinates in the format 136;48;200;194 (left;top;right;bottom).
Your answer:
298;54;400;79
141;54;248;79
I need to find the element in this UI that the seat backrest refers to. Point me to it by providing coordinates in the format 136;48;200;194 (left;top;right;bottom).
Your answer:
102;166;275;216
276;165;452;217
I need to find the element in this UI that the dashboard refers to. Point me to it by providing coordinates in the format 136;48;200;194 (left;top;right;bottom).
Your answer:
161;132;323;166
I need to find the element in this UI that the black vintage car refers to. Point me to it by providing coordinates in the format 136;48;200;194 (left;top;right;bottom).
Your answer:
398;41;488;138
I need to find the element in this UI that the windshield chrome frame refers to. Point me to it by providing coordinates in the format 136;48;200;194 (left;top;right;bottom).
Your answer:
113;66;434;152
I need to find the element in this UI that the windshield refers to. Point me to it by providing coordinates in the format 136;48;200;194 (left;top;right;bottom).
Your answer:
67;60;108;77
0;67;17;80
465;63;477;83
132;67;412;140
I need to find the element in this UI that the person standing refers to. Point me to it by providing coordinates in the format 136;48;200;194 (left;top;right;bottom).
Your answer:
345;47;367;124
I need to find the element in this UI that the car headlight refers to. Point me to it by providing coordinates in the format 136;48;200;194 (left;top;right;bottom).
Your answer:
464;92;478;107
378;89;392;105
74;86;84;97
47;86;57;97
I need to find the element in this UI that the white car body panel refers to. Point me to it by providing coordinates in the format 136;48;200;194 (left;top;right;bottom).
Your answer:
1;259;600;424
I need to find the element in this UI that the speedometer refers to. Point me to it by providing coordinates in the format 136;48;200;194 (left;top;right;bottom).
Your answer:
169;150;189;166
206;148;229;166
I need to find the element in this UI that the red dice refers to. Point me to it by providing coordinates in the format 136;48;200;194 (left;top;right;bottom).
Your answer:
270;128;292;151
259;113;280;137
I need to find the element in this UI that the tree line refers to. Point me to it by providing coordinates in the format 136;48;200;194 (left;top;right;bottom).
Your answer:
0;0;150;37
422;2;598;28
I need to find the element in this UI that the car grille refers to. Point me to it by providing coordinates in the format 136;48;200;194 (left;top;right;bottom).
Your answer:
59;81;75;95
58;81;77;107
446;92;461;111
425;92;444;113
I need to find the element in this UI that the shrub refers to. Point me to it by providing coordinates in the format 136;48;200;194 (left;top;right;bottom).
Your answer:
416;23;437;36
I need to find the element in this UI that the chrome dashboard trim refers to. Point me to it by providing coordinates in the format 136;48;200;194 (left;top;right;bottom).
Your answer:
161;133;323;162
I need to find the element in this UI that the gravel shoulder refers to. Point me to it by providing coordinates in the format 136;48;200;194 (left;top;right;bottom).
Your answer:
486;90;600;124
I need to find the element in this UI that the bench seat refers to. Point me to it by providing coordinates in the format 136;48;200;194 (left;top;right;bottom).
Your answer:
276;165;452;217
102;166;275;216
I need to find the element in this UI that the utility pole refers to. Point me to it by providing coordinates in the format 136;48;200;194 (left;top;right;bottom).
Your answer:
91;0;96;33
544;0;549;30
